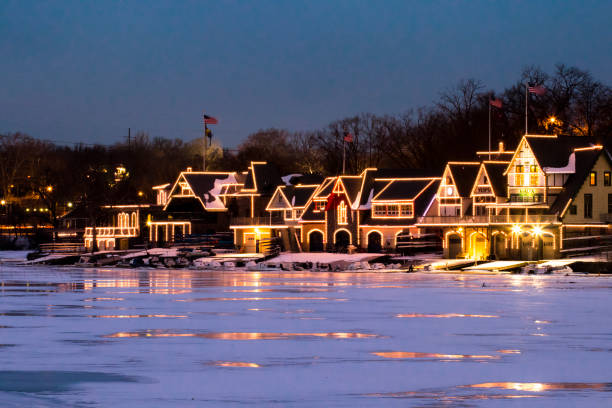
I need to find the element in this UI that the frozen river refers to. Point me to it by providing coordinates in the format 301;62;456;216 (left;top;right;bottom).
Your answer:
2;263;612;407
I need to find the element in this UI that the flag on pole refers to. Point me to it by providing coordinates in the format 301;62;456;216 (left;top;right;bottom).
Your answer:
489;98;503;109
528;84;546;96
205;126;213;139
343;132;353;143
204;114;218;124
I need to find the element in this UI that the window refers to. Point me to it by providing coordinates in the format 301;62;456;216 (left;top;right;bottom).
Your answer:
530;174;538;186
530;165;537;173
515;174;524;186
314;201;325;211
400;204;413;217
285;210;292;219
338;201;347;224
516;165;524;173
584;193;593;218
295;209;303;219
387;204;399;216
605;171;611;186
569;204;577;215
608;194;612;214
373;204;385;216
590;171;597;186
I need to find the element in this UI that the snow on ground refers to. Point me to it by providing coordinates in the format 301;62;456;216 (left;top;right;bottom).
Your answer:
2;266;612;406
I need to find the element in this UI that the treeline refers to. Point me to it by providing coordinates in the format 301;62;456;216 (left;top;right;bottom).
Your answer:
1;63;612;228
230;64;612;175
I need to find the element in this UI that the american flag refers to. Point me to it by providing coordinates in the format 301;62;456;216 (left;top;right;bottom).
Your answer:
489;98;502;109
203;114;218;125
528;84;546;96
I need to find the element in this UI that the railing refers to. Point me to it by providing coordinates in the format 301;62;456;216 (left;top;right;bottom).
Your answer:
417;216;489;225
39;242;87;254
231;216;286;226
418;214;558;225
84;226;139;238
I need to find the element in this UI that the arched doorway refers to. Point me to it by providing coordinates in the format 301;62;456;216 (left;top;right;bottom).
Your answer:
367;231;383;253
334;229;351;251
493;233;507;260
308;230;324;252
447;233;462;259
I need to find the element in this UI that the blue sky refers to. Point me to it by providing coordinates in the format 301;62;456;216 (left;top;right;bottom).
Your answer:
1;0;611;147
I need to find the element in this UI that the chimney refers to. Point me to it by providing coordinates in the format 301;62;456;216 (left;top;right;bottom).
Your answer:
186;167;192;172
498;141;504;152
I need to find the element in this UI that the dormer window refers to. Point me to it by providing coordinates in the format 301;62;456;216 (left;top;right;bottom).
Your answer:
590;171;597;186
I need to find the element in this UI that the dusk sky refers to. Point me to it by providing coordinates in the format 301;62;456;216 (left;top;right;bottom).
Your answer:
1;0;612;147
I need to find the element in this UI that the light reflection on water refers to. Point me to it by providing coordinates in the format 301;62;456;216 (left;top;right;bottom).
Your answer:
210;361;260;368
372;352;499;360
464;382;612;392
2;266;612;406
106;330;380;340
396;313;498;318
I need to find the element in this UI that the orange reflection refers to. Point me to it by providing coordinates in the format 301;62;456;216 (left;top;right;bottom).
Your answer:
373;352;498;360
497;349;521;354
396;313;498;318
465;382;611;392
213;361;260;368
106;330;379;340
534;320;552;324
83;297;124;301
176;297;335;302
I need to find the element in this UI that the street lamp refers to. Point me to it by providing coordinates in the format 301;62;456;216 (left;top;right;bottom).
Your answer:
46;185;53;192
0;200;5;205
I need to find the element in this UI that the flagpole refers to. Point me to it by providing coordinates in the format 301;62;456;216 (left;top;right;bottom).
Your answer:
342;139;346;174
488;101;491;160
203;120;208;171
525;83;528;135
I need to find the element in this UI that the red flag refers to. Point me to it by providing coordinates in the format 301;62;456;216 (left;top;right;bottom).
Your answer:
489;98;502;109
203;114;218;124
528;84;546;96
324;193;336;211
343;133;353;143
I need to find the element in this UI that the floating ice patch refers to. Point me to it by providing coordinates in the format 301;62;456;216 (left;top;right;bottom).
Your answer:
0;370;141;393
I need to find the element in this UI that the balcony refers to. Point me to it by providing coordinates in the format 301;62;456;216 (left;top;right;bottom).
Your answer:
231;216;286;227
417;214;558;226
84;227;140;238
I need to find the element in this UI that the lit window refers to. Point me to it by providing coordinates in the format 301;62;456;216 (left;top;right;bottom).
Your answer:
400;204;413;217
516;165;524;173
515;174;524;186
446;186;453;196
530;174;538;186
373;204;386;217
590;172;597;186
387;205;399;216
530;165;537;173
605;171;611;187
338;201;348;224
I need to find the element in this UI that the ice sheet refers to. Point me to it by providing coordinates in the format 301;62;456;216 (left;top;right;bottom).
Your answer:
2;266;612;406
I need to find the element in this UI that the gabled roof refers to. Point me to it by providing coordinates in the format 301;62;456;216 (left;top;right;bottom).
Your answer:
373;179;433;201
481;162;509;197
339;176;363;207
267;184;319;211
551;148;609;215
526;135;597;169
447;162;480;197
313;177;335;199
166;171;236;211
241;161;282;195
